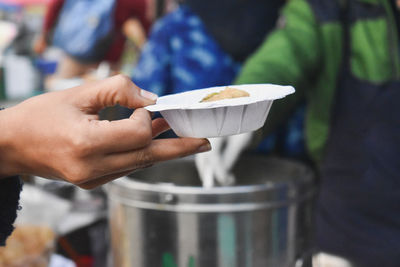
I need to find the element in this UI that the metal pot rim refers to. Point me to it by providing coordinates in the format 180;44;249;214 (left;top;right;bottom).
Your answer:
109;176;297;195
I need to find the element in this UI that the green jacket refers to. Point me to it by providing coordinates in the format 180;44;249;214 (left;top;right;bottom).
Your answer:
235;0;400;162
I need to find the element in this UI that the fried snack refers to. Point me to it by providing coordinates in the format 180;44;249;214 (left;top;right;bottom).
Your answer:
0;225;55;267
200;87;250;102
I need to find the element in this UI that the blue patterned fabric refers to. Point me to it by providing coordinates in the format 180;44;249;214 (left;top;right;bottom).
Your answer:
256;104;306;157
132;5;306;158
132;6;240;96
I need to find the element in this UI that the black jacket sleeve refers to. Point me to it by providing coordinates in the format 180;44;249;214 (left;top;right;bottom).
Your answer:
0;176;22;246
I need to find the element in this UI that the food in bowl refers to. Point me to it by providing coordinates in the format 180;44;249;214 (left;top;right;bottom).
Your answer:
145;84;295;138
200;87;250;102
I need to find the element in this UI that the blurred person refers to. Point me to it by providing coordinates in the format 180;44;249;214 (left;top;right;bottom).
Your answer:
131;4;240;97
0;74;211;246
132;0;284;94
131;2;245;178
132;0;308;187
226;0;400;266
33;0;151;79
131;1;306;177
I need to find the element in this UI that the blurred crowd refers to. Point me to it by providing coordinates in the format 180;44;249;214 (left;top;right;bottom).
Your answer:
1;0;306;158
1;0;400;267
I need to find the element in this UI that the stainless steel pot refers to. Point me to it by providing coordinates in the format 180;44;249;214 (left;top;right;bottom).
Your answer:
107;156;315;267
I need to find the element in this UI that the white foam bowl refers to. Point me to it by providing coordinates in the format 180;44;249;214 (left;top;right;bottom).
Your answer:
145;84;295;138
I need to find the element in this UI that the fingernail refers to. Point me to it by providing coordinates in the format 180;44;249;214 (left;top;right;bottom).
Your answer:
198;141;212;153
140;89;158;101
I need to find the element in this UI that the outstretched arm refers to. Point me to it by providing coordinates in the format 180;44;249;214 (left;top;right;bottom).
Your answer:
0;75;210;189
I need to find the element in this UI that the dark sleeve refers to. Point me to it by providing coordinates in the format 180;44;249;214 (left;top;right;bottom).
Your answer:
0;176;22;246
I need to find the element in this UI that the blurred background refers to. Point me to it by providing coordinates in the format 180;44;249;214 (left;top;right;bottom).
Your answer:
0;0;315;267
2;0;399;266
0;0;176;103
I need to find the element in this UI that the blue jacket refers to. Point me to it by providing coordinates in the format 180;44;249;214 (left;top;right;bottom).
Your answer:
132;6;240;96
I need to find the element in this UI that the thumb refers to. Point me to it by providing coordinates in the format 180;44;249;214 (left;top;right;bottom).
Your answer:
75;74;158;113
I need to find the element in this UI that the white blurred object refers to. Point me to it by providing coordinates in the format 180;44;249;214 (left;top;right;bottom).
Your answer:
42;47;65;63
32;178;107;235
46;77;84;91
50;254;76;267
195;132;253;187
313;253;354;267
146;84;294;138
0;21;17;63
16;184;72;230
46;61;110;92
96;61;111;80
4;52;40;99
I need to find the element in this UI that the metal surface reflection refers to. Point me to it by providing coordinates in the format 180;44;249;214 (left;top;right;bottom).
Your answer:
107;156;315;267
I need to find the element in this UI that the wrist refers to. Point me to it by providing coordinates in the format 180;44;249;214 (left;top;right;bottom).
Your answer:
0;108;20;178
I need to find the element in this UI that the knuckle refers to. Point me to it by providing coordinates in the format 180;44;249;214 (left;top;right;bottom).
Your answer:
135;122;152;144
114;74;132;88
136;150;155;167
69;134;92;157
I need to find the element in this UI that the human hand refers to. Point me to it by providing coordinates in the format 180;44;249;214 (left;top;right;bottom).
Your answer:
195;132;252;187
33;34;47;55
0;75;211;189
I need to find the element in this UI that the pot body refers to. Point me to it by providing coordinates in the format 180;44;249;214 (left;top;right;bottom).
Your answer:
107;157;315;267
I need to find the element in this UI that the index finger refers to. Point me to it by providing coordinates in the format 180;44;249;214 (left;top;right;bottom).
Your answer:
71;74;158;113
